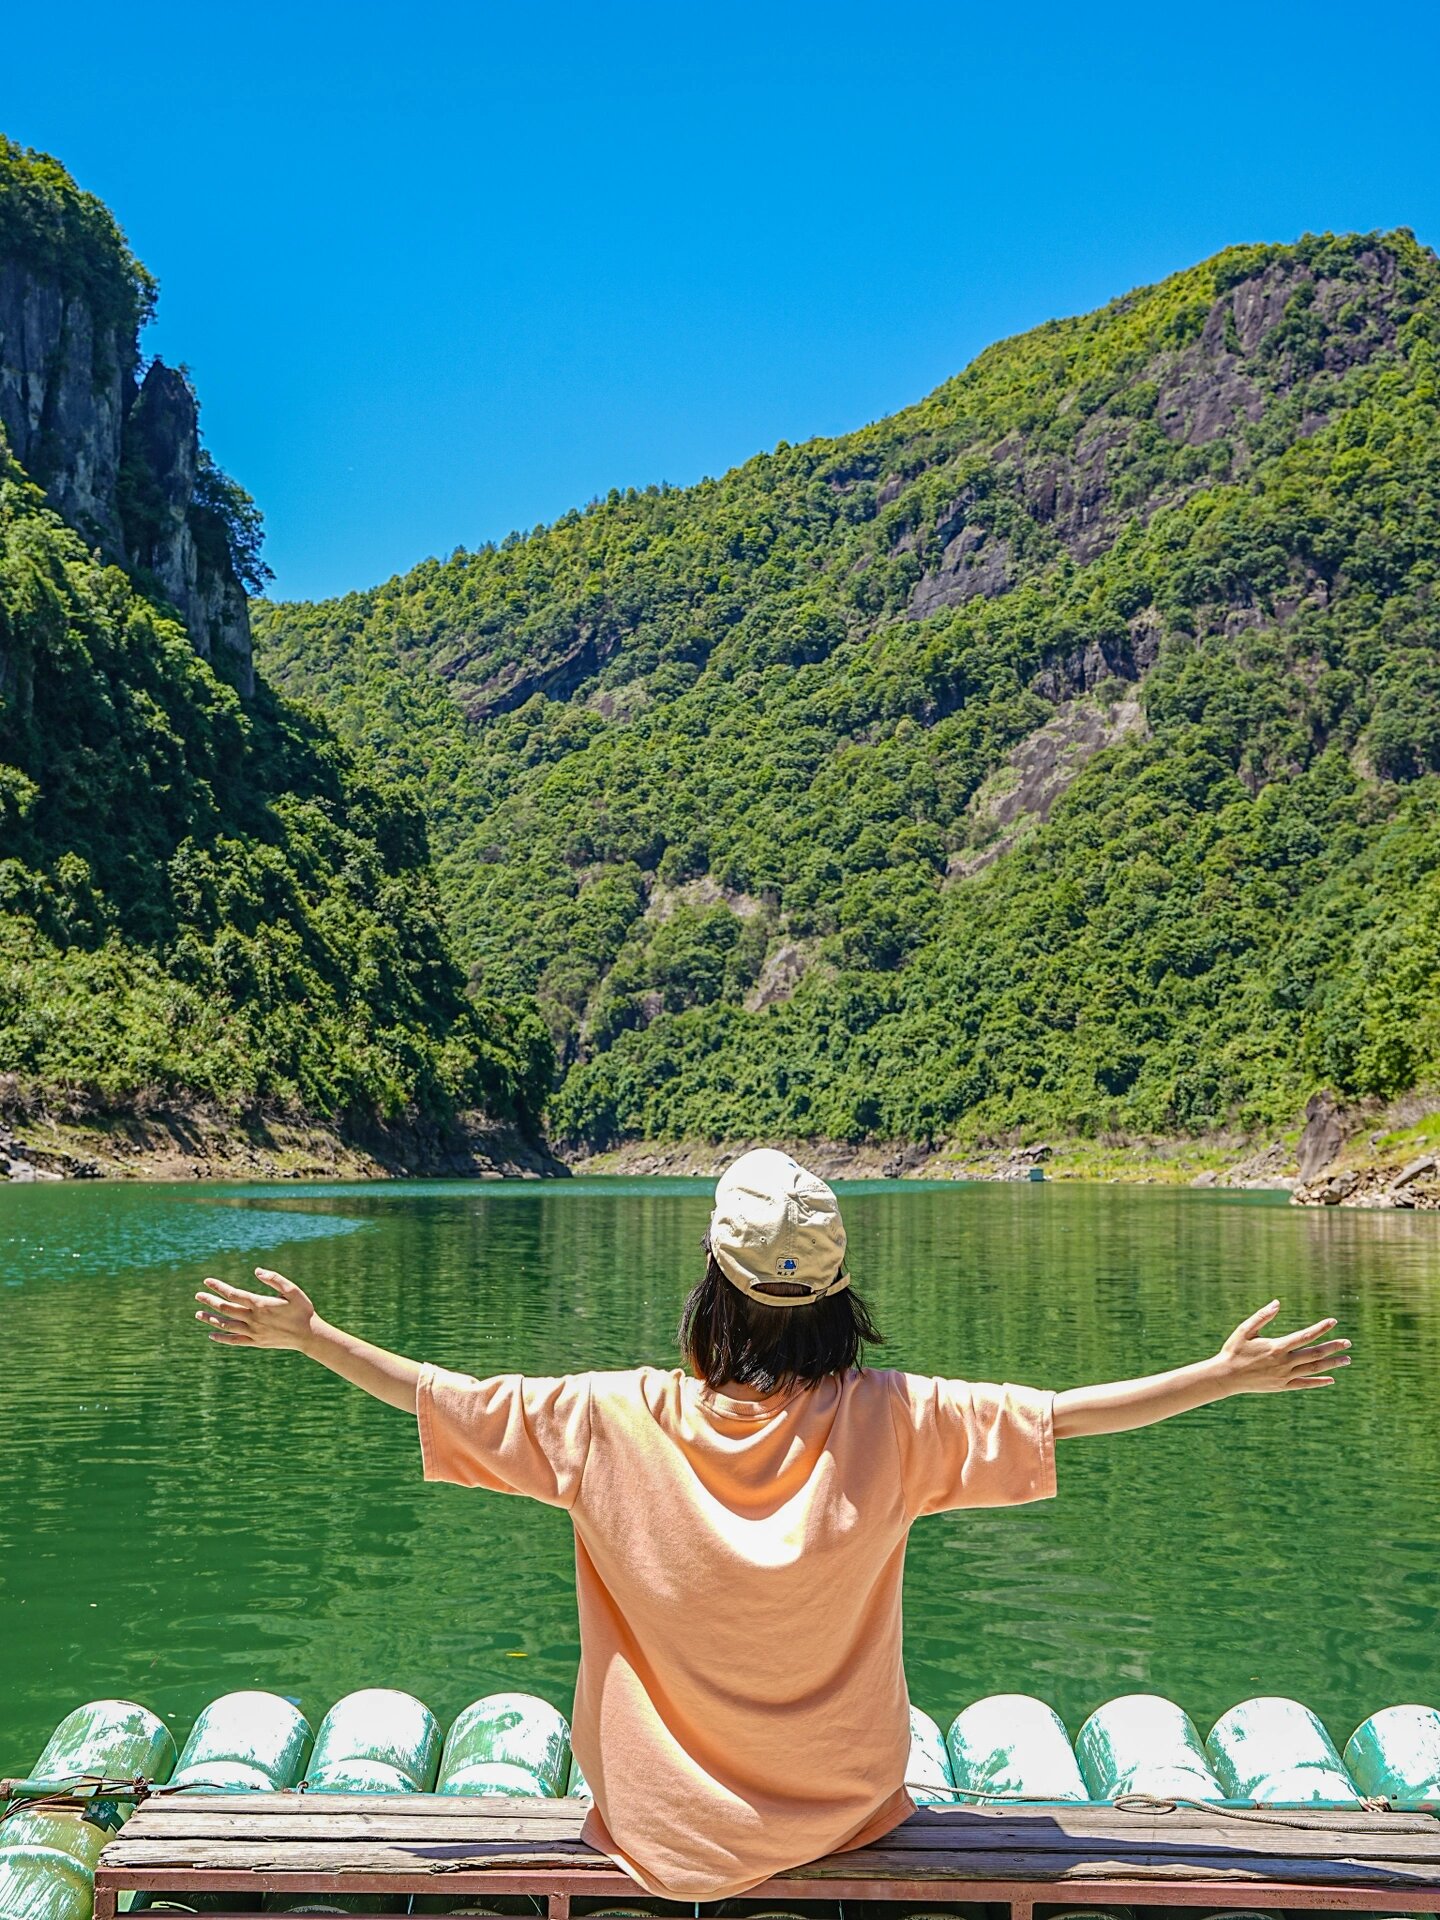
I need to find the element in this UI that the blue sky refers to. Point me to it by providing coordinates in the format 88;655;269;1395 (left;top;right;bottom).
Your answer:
6;1;1438;602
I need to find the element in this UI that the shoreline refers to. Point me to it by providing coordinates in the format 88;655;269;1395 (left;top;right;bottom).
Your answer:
567;1120;1440;1209
0;1102;564;1185
2;1096;1436;1210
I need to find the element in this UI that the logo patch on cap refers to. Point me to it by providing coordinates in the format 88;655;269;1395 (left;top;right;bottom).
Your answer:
777;1257;799;1276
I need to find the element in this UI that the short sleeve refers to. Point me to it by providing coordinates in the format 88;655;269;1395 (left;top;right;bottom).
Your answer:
888;1371;1056;1519
417;1364;593;1510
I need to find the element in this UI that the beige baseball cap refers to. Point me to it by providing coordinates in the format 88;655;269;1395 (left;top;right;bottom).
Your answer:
707;1149;851;1307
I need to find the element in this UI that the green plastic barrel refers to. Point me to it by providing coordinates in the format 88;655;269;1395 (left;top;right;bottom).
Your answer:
130;1695;311;1913
1036;1908;1135;1920
0;1824;97;1920
436;1694;569;1798
898;1909;989;1920
0;1700;175;1920
905;1706;957;1805
1176;1911;1282;1920
170;1693;312;1794
32;1702;176;1790
1076;1695;1224;1801
409;1901;526;1916
1344;1705;1440;1801
0;1811;114;1875
565;1756;591;1802
947;1694;1086;1803
260;1902;387;1915
1207;1698;1358;1803
305;1690;440;1793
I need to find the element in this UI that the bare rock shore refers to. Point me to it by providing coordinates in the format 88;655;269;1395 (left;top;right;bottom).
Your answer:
1291;1153;1439;1210
4;1088;1436;1205
0;1098;563;1184
568;1090;1440;1208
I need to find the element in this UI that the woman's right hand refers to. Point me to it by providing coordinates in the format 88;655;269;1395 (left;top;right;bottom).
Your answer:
195;1268;320;1352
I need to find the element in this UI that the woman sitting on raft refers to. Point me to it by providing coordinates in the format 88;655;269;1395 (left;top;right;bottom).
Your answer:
194;1149;1349;1903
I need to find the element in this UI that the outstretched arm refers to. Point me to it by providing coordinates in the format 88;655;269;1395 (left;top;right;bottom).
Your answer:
194;1269;420;1415
1053;1301;1349;1441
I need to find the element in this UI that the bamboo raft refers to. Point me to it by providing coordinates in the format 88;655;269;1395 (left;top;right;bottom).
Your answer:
93;1791;1440;1919
6;1688;1440;1920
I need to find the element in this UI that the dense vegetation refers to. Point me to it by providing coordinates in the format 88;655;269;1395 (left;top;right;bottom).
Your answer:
0;146;549;1135
0;455;548;1130
0;134;154;337
260;229;1440;1151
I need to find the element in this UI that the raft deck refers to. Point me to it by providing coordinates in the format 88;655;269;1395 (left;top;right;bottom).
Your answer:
96;1793;1440;1918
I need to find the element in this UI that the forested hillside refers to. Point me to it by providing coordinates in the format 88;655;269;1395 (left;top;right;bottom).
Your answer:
0;141;550;1162
259;229;1440;1155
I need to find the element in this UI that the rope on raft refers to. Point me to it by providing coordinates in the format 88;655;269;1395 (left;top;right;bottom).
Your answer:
901;1781;1397;1825
0;1775;241;1826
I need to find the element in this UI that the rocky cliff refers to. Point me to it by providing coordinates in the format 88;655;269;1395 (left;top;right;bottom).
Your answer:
0;148;253;694
121;358;253;690
0;140;555;1162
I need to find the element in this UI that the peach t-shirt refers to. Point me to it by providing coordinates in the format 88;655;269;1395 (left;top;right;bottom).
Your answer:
417;1361;1056;1900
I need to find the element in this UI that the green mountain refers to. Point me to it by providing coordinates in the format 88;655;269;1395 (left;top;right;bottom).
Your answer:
0;139;550;1161
259;229;1440;1156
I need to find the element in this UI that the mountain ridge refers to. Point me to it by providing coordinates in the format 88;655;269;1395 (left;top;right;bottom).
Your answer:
258;228;1440;1172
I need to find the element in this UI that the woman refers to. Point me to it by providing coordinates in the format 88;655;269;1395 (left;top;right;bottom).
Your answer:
194;1147;1348;1901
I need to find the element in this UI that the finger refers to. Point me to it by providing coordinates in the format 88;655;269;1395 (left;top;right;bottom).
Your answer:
207;1330;253;1346
196;1291;252;1316
1290;1339;1350;1360
196;1309;246;1332
201;1277;268;1307
1287;1375;1335;1388
1235;1300;1281;1339
255;1268;298;1297
1279;1317;1339;1350
1290;1355;1349;1373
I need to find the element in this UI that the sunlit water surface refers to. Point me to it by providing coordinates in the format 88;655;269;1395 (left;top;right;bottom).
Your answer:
2;1177;1436;1767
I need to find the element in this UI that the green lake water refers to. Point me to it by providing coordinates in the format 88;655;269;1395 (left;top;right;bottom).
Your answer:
2;1177;1437;1771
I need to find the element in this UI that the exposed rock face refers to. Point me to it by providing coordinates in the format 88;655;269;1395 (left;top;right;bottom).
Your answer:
948;695;1147;880
0;260;130;549
0;258;253;694
907;523;1011;618
744;939;813;1012
1295;1087;1348;1181
904;248;1411;619
1031;612;1164;702
461;621;607;720
644;873;766;923
125;364;253;692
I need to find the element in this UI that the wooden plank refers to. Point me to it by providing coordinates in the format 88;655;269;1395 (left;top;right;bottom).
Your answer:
115;1804;1440;1839
90;1869;1440;1914
111;1813;591;1841
99;1815;1440;1855
792;1851;1440;1885
95;1820;1440;1864
823;1826;1440;1859
118;1789;579;1820
122;1794;1436;1828
127;1794;575;1816
91;1839;1440;1885
116;1800;1440;1843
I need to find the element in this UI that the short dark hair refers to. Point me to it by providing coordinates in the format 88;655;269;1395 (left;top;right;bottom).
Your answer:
679;1251;884;1395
